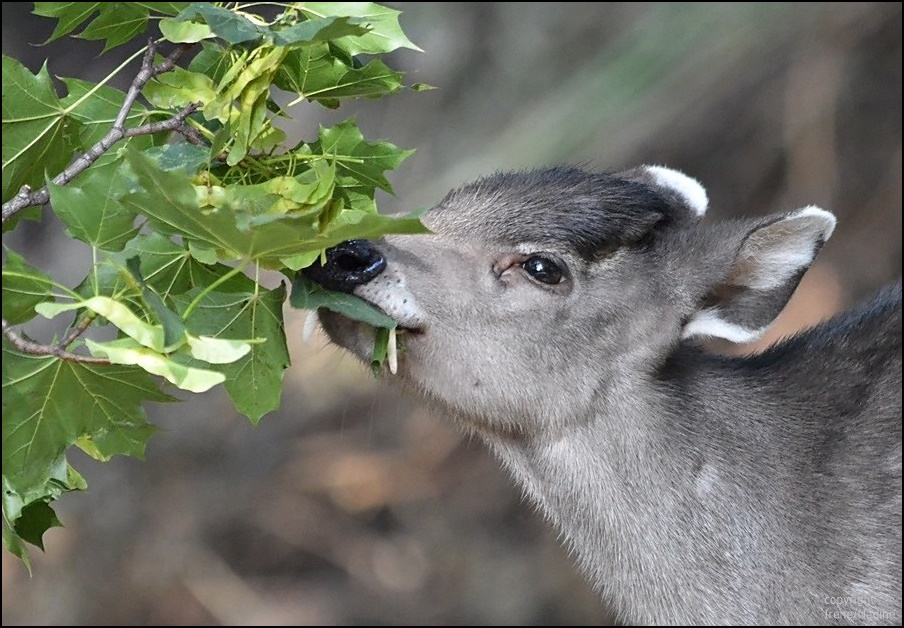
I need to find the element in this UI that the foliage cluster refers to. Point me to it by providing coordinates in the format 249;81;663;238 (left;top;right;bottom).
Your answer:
2;1;425;566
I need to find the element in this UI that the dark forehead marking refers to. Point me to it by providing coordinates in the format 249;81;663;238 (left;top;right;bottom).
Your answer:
435;166;675;259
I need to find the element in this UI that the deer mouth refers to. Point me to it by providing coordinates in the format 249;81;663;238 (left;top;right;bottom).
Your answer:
360;291;428;335
309;303;426;374
394;321;426;336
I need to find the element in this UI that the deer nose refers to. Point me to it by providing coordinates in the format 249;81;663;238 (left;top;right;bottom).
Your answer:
301;239;386;293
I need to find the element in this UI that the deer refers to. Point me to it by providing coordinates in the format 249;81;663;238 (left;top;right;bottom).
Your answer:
301;165;902;625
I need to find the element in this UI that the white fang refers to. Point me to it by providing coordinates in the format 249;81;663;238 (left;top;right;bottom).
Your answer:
302;310;318;343
387;327;398;374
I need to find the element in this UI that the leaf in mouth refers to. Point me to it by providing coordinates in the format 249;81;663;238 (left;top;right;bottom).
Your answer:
289;273;398;374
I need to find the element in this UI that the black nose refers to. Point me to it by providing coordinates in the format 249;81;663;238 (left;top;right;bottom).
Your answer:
301;239;386;293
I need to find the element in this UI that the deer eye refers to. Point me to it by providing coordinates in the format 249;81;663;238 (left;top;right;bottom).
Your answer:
522;256;564;285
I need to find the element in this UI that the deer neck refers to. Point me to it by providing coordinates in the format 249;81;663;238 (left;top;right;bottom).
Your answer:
476;365;780;624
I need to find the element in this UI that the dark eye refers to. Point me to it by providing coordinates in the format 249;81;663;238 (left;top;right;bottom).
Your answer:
522;256;564;285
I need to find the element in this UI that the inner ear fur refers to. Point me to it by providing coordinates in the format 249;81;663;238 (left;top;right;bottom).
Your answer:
682;206;836;344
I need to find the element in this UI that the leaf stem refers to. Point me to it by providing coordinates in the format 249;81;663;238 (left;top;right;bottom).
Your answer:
181;261;250;320
262;153;365;165
0;270;83;300
62;45;149;115
233;2;296;12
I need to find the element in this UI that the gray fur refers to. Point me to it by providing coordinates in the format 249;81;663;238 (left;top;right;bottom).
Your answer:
311;165;902;625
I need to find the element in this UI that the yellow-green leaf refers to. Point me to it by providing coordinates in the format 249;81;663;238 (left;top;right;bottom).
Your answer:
85;338;225;393
36;296;166;352
186;335;252;364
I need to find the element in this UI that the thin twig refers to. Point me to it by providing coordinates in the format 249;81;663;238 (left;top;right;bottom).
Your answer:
58;313;97;350
177;123;207;147
122;102;201;138
2;319;109;364
1;41;196;223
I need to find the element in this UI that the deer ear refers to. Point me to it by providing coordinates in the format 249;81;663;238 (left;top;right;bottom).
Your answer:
682;206;836;343
643;165;709;217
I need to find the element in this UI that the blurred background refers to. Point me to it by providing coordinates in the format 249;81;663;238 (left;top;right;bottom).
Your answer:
2;2;901;625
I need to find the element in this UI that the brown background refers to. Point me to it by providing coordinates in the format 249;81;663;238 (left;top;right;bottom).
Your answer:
2;2;901;625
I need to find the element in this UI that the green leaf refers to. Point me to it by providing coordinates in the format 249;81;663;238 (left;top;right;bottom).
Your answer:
142;65;218;111
33;2;101;43
313;119;413;194
175;3;265;45
144;143;210;174
34;2;187;51
124;256;187;350
2;66;151;203
318;208;428;243
278;249;321;271
371;325;390;375
271;15;370;46
2;341;169;537
2;460;84;553
133;2;187;16
299;2;422;55
159;16;214;43
123;150;309;263
3;518;33;573
176;285;289;423
85;338;225;393
87;233;253;301
2;460;84;564
276;45;403;107
13;501;62;551
188;41;233;85
219;159;336;226
2;250;57;325
290;274;396;329
48;158;139;251
60;78;150;151
78;3;148;54
188;241;218;265
123;149;427;267
1;57;79;203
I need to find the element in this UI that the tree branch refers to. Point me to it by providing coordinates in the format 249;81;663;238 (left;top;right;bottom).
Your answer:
2;319;110;364
1;41;197;224
122;102;201;138
176;121;207;147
